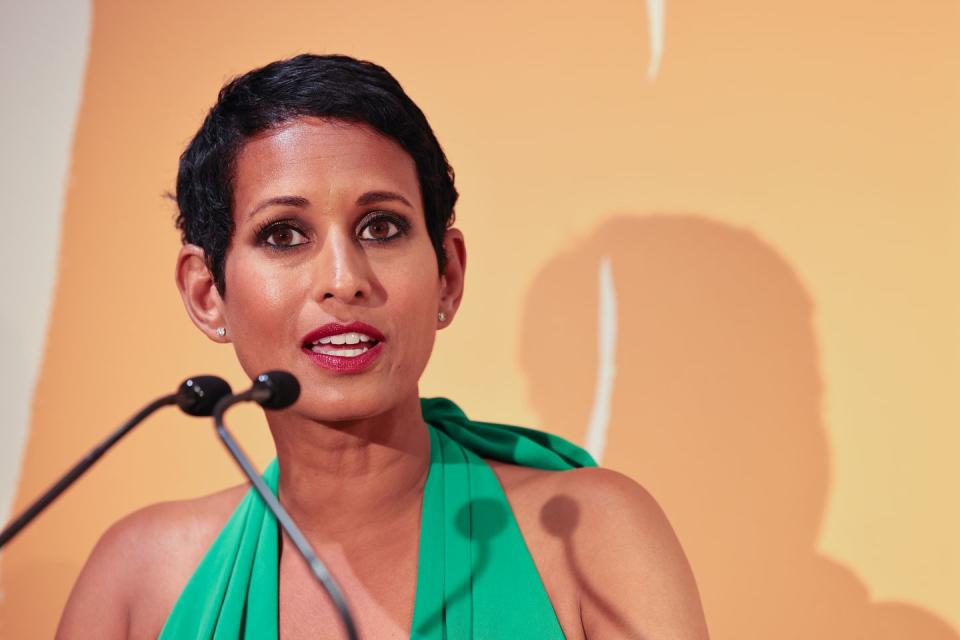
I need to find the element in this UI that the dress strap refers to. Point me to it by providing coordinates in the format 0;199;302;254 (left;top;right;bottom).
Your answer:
158;460;279;639
411;425;570;638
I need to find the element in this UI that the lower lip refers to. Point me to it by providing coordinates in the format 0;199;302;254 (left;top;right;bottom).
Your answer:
301;342;384;373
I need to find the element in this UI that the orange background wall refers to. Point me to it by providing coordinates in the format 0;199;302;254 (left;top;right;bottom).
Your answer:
1;1;957;638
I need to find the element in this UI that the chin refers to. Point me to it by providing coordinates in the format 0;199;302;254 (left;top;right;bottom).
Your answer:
289;384;410;425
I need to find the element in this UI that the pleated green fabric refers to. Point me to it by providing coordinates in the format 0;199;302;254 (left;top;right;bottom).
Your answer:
159;397;596;639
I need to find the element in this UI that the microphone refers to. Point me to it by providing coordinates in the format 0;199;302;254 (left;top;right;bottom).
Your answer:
0;375;232;550
177;375;234;416
212;371;359;640
250;369;301;409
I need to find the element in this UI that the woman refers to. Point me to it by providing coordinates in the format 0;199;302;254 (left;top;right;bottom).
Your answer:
57;54;708;639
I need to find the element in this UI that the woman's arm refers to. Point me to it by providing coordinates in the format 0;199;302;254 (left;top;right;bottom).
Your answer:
567;468;709;639
56;512;144;639
56;490;235;640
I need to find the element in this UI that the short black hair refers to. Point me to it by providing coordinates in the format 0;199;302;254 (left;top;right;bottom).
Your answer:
175;53;458;295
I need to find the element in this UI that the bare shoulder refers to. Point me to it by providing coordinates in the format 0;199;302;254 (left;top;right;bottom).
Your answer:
489;461;663;530
489;462;710;640
57;483;248;640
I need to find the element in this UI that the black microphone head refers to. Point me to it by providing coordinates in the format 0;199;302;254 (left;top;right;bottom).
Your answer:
252;370;300;410
176;375;233;416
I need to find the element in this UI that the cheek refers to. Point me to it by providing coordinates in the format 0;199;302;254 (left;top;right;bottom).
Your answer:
227;253;297;316
380;260;441;365
222;251;305;363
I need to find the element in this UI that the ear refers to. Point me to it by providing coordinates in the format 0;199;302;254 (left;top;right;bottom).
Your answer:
176;244;229;342
437;228;466;329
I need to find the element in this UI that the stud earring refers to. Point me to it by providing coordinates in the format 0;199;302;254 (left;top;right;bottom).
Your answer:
216;327;226;337
437;311;447;323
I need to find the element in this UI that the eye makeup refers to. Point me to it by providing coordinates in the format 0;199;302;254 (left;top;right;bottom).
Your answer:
356;210;411;243
254;217;311;250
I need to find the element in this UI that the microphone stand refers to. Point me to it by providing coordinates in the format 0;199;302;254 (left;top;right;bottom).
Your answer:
213;391;360;640
0;395;176;549
0;375;231;550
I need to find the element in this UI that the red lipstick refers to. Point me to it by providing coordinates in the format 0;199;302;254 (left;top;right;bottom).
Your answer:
300;322;385;373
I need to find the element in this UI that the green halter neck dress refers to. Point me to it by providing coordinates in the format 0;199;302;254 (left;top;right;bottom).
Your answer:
159;398;596;639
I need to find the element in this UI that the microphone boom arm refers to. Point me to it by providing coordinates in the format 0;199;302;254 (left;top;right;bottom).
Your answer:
0;374;231;550
0;394;177;549
212;391;359;640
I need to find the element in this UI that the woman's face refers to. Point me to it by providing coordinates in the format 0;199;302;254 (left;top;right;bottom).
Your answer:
214;116;456;421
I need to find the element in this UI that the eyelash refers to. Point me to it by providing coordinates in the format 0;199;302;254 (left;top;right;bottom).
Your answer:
357;211;411;243
254;218;306;250
253;212;411;250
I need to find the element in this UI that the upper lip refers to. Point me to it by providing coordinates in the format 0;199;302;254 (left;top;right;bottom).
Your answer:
301;321;386;346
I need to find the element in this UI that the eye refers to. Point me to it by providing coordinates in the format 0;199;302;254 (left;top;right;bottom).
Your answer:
257;222;310;249
358;214;407;242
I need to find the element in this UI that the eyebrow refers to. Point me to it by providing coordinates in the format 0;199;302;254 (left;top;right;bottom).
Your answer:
246;190;414;220
247;195;310;219
356;190;413;208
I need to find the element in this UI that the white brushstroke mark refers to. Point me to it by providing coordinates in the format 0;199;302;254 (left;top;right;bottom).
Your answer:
0;0;91;581
645;0;666;81
585;257;618;463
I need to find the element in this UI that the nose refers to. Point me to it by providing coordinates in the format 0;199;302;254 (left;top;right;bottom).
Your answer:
312;227;373;305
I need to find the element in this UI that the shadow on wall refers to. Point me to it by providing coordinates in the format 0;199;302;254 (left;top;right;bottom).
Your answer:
519;214;957;640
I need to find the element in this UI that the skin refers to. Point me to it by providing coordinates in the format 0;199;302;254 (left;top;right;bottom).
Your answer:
57;117;709;639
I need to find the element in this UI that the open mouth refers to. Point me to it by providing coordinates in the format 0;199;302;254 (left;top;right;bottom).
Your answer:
300;322;386;372
305;331;381;358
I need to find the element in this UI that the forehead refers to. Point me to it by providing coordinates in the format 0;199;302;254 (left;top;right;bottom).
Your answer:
232;117;422;215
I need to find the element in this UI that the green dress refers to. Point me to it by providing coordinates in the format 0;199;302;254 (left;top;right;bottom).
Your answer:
159;398;596;639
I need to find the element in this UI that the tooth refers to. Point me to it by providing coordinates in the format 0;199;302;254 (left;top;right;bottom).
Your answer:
345;332;360;345
319;336;333;345
330;334;346;345
360;334;371;343
330;347;364;357
310;345;369;357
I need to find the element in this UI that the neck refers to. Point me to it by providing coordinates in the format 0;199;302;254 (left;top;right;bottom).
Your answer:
267;392;431;542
